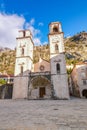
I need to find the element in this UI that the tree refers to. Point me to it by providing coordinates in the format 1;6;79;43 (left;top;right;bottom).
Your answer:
0;79;7;86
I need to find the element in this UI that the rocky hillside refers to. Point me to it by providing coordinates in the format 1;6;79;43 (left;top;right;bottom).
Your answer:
0;31;87;74
65;32;87;64
0;50;15;74
33;44;50;63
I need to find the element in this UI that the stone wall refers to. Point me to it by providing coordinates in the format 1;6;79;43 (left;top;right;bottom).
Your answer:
0;84;13;99
13;76;29;99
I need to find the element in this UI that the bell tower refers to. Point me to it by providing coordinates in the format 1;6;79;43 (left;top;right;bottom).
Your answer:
13;30;34;99
48;22;69;99
14;30;33;76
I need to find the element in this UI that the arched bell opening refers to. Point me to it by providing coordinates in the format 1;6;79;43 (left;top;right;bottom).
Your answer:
53;26;58;33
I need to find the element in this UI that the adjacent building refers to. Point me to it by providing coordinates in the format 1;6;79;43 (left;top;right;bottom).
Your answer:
71;63;87;98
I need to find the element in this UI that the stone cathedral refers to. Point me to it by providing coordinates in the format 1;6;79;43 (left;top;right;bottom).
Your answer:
13;22;69;99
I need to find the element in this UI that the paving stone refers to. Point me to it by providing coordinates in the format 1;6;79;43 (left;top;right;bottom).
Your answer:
0;98;87;129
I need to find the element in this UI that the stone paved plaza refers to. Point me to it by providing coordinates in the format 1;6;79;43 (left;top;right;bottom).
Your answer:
0;98;87;130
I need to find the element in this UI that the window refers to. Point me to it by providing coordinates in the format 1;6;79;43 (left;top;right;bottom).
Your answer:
21;48;24;55
40;65;45;71
56;63;60;73
23;31;25;37
83;80;87;85
21;66;23;74
55;44;58;51
81;72;86;79
10;79;13;82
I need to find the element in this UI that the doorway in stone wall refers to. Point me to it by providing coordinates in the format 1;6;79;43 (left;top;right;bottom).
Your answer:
82;89;87;98
39;87;45;98
29;75;51;99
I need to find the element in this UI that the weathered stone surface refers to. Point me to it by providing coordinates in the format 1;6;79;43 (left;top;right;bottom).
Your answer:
0;98;87;129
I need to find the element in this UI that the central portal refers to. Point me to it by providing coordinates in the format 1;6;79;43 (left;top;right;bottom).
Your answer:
39;87;45;98
29;76;51;99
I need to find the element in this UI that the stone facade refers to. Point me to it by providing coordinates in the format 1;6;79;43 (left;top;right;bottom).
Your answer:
71;63;87;98
34;58;50;72
13;22;69;99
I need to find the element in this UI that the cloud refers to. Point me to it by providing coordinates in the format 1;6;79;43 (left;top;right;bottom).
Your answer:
25;19;40;37
30;18;35;25
0;13;45;49
33;38;41;46
64;33;71;38
33;39;48;46
0;13;25;49
42;41;48;45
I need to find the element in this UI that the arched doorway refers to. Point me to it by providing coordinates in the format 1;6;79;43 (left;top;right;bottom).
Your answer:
29;76;51;99
82;89;87;98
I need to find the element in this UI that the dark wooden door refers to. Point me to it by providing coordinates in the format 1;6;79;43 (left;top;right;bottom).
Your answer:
39;87;45;98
